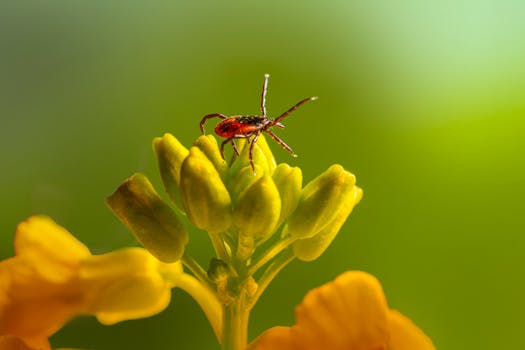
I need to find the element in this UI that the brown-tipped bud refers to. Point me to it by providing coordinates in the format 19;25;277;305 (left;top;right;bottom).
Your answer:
106;173;189;263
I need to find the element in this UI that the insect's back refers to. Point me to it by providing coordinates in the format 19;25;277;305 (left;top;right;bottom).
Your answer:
215;115;266;138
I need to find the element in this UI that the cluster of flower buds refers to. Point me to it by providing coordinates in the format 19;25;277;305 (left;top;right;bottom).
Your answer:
106;133;362;271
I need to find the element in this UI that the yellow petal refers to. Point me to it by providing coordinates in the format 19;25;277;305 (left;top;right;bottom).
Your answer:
93;274;172;325
13;216;90;283
0;255;86;344
388;310;436;350
78;247;182;325
0;217;90;342
1;218;184;347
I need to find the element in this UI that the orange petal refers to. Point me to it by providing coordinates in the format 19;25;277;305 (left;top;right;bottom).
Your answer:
0;335;49;350
0;256;84;344
388;310;436;350
247;327;292;350
249;271;390;350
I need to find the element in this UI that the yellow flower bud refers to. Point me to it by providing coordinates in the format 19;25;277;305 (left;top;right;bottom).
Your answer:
106;173;189;263
193;135;228;177
227;164;264;204
250;134;277;173
272;163;302;226
230;137;271;176
180;147;232;233
153;133;189;212
287;164;356;239
293;186;363;261
233;175;281;259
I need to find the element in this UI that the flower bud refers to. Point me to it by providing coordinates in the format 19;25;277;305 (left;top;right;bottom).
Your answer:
293;186;363;261
180;147;232;233
153;133;189;212
207;258;229;283
230;137;271;176
250;134;276;173
106;173;189;263
233;175;281;258
193;135;228;177
227;164;264;204
272;163;302;226
287;164;356;240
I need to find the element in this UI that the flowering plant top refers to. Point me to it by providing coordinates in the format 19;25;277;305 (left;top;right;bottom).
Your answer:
0;75;435;350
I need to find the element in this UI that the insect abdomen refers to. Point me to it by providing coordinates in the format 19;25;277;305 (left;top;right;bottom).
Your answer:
215;116;263;137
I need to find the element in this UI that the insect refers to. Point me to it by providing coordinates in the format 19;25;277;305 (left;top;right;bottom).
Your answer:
200;74;317;173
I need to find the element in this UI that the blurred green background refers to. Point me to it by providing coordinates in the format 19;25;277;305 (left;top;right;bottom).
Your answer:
1;1;524;349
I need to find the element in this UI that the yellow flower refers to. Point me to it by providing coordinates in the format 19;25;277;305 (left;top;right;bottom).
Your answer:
108;133;364;349
0;216;203;350
248;271;435;350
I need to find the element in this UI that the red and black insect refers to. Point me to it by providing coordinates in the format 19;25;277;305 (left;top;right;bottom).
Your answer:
200;74;317;172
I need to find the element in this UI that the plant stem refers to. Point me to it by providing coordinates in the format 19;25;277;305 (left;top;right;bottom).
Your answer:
247;235;297;275
248;249;295;309
210;231;230;262
221;290;250;350
181;251;213;290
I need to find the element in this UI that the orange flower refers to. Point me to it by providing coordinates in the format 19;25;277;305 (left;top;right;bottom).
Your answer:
0;216;187;350
248;271;435;350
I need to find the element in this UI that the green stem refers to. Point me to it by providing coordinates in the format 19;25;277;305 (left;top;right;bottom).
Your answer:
248;249;295;309
221;232;236;254
181;251;214;291
248;235;297;275
221;290;250;350
210;231;230;262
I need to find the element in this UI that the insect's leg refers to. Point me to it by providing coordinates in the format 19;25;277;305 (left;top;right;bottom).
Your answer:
231;139;240;156
200;113;227;134
249;132;261;174
264;130;297;157
272;96;318;124
261;74;270;117
220;137;236;160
